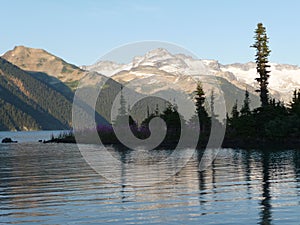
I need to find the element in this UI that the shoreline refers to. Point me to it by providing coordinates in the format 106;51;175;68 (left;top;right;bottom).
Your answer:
44;136;300;150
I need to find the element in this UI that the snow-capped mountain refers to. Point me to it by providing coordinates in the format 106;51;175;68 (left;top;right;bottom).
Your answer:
84;48;214;77
83;48;300;105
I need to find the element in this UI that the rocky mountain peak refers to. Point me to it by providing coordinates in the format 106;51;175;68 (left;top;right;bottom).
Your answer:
2;46;85;88
145;48;172;58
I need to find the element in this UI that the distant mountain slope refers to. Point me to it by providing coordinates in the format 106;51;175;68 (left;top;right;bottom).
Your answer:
0;46;112;131
83;49;261;112
2;46;86;90
0;57;73;130
110;65;259;116
2;45;297;131
85;48;300;104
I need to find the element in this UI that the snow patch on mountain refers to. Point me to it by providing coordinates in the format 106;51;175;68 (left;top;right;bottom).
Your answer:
83;48;300;103
221;63;300;100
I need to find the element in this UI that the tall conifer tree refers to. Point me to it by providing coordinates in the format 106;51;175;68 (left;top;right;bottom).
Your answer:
251;23;271;107
194;82;209;132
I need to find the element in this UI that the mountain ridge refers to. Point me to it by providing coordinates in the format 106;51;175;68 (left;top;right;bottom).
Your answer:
83;48;300;104
2;46;86;90
0;46;113;131
1;45;298;131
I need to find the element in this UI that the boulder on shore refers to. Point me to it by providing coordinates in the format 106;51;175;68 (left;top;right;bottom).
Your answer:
1;137;18;143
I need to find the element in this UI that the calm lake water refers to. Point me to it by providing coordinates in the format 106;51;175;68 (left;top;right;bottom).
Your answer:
0;134;300;224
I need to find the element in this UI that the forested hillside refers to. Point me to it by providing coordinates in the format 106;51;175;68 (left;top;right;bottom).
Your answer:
0;57;73;130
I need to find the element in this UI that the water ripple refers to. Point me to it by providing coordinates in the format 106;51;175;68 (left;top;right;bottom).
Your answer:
0;144;300;224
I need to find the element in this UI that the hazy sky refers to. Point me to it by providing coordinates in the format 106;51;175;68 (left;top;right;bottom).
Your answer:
1;0;299;66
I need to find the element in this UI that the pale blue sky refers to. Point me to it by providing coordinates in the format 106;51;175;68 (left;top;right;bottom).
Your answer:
1;0;299;66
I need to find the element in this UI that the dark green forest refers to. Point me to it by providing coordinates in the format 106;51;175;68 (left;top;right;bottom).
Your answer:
192;23;300;148
224;23;300;146
0;58;73;130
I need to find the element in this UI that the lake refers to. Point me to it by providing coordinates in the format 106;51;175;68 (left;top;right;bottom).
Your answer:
0;133;300;224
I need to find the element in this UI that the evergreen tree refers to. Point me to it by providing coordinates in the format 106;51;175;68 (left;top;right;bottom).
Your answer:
226;100;240;137
118;87;127;117
113;87;129;126
154;104;159;116
238;90;257;138
290;89;300;116
231;100;239;120
161;102;184;128
240;89;251;116
146;105;150;118
210;89;216;118
194;82;209;132
251;23;271;107
160;102;184;148
210;89;221;128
